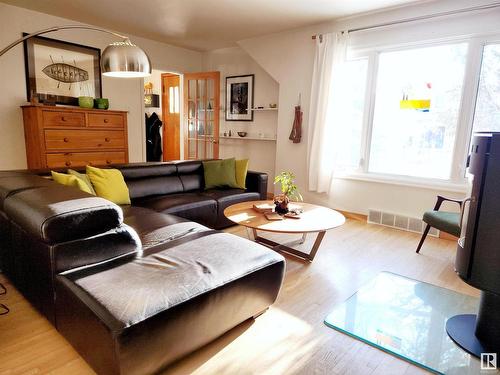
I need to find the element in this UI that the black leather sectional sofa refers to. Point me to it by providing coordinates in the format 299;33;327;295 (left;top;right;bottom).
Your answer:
0;161;285;375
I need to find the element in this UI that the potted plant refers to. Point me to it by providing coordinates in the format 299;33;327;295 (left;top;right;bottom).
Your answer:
273;171;303;214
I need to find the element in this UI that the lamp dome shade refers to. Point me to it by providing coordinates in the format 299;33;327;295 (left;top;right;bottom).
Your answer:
101;39;151;78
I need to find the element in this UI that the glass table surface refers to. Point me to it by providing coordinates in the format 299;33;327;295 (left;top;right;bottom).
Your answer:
324;272;484;374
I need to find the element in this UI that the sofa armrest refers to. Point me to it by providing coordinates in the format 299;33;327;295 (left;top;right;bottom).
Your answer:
246;171;268;200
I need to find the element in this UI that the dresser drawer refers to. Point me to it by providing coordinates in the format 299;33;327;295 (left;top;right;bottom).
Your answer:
45;129;126;151
42;111;85;127
88;113;124;128
46;151;127;168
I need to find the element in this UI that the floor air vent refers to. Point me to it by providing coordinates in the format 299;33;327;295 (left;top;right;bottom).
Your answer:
368;209;439;236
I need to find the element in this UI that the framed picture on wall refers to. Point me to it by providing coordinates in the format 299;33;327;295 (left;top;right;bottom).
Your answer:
23;33;102;106
225;74;254;121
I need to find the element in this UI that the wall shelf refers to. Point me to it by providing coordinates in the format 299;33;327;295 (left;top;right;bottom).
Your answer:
220;135;276;142
249;107;278;111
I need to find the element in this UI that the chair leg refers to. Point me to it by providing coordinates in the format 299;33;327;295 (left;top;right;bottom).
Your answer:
416;224;432;253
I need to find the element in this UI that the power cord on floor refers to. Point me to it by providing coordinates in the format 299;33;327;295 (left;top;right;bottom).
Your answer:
0;282;9;315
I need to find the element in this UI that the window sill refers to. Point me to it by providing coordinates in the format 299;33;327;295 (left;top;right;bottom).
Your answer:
336;172;468;193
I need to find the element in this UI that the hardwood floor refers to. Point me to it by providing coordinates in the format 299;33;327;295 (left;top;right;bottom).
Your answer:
0;220;479;375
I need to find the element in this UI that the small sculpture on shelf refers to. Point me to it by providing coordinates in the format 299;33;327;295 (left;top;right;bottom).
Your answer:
273;171;302;215
144;81;153;95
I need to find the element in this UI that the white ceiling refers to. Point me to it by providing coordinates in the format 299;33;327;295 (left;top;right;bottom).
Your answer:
2;0;424;51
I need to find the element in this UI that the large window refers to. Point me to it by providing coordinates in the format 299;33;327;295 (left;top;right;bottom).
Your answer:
369;44;468;179
335;37;500;185
472;43;500;132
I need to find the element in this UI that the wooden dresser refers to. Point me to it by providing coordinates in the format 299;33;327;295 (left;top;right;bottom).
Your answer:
21;105;129;169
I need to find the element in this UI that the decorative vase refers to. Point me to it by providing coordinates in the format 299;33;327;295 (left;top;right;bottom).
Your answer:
273;194;290;215
78;96;94;109
94;98;109;110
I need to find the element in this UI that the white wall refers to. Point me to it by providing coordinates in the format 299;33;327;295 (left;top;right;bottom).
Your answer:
238;0;500;217
0;3;202;169
202;47;279;180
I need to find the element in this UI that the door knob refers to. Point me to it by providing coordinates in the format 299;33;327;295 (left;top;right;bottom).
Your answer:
65;161;71;166
105;138;110;142
63;137;69;142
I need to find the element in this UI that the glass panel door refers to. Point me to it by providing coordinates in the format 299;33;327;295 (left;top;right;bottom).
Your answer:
183;72;220;160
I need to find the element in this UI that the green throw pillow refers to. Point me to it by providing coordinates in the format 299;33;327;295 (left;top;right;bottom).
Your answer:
67;169;96;195
234;159;249;189
203;158;238;189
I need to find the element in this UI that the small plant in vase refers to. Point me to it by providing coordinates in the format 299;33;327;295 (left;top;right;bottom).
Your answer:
273;171;303;215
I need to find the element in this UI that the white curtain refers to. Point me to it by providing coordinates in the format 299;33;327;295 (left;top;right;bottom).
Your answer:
307;32;349;193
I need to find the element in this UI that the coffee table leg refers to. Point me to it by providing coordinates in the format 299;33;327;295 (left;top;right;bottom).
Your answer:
253;230;326;262
245;227;255;240
252;228;258;240
299;233;307;244
308;231;326;261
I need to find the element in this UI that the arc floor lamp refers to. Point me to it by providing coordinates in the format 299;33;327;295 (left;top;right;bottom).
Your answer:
0;25;151;78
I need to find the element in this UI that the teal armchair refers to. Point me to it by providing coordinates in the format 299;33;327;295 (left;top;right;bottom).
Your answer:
416;195;463;253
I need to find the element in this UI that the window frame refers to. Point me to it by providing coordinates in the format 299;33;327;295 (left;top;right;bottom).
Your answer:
341;33;500;192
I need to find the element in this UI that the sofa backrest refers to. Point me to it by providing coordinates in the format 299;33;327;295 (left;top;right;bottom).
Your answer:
118;163;184;199
26;160;209;201
117;160;206;199
176;160;205;192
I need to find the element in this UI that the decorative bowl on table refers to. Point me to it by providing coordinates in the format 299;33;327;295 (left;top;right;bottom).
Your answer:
78;96;94;109
94;98;109;110
237;131;247;137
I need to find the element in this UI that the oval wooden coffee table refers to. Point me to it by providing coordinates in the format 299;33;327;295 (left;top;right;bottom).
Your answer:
224;200;345;262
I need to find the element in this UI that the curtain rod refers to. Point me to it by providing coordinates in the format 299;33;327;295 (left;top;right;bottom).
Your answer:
312;2;500;39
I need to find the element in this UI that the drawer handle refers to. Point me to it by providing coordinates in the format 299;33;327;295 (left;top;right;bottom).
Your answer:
106;160;112;164
61;117;67;122
65;161;71;166
63;137;69;142
105;137;110;142
104;119;109;123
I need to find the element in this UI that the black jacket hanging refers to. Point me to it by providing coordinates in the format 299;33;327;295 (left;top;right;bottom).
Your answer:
145;112;163;161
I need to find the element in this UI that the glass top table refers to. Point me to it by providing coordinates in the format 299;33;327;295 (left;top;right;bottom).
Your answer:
324;272;482;374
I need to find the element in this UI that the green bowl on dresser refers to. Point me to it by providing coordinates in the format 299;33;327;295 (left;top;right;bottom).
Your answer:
94;98;109;110
78;96;94;109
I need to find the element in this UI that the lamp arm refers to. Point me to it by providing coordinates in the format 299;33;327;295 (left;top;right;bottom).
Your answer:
0;25;128;57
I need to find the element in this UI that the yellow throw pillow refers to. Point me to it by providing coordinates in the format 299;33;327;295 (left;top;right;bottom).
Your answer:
86;165;131;205
235;159;249;189
51;171;94;195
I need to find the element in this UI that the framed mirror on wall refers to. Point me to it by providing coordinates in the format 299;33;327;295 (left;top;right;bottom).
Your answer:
225;74;254;121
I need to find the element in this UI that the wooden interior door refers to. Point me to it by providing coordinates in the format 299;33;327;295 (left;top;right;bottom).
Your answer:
183;71;220;160
161;73;181;160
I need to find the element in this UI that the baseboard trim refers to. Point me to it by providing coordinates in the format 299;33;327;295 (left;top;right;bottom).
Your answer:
439;231;459;241
338;210;368;222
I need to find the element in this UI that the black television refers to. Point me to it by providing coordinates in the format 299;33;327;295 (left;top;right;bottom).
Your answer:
446;132;500;361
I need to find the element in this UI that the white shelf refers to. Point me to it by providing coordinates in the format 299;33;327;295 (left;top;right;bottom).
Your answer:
249;107;278;111
220;135;276;142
